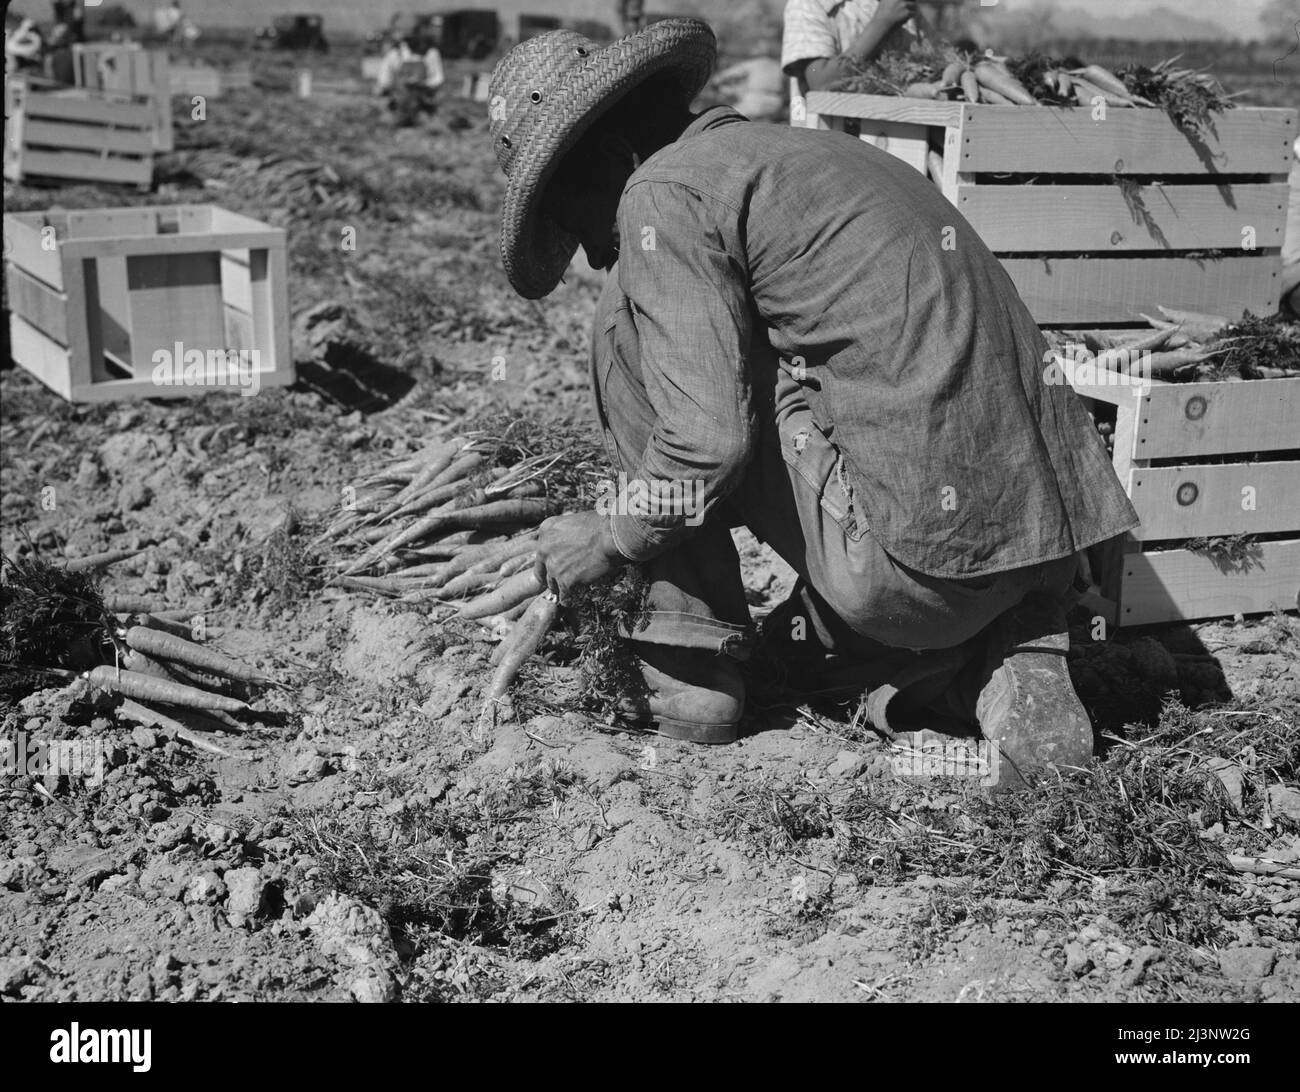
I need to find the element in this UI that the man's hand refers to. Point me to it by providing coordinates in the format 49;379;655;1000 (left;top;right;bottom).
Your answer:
533;510;626;605
873;0;918;29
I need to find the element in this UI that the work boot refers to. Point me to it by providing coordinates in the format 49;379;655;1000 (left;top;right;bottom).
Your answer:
975;591;1094;792
632;641;745;744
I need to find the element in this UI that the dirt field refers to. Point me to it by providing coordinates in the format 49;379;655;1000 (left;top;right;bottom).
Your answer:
1;44;1298;1004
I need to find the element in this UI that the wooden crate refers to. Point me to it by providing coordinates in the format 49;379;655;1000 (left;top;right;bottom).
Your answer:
220;65;253;92
4;76;154;187
3;205;293;403
1069;373;1300;626
295;70;368;99
803;93;1296;330
168;62;222;98
71;42;173;153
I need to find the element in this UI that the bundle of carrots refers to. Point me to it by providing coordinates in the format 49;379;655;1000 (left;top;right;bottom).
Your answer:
321;417;610;721
86;607;273;757
844;46;1230;125
1057;307;1300;385
320;433;559;623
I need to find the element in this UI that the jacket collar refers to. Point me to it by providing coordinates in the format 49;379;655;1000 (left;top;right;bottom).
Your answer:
680;105;748;140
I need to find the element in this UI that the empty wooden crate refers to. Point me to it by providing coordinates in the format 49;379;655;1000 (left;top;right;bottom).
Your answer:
4;76;154;187
4;205;293;402
71;42;173;152
803;93;1296;331
1070;373;1300;626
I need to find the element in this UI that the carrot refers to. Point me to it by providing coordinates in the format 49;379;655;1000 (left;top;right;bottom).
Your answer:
940;60;963;88
978;87;1014;105
482;593;559;706
487;597;539;663
122;649;177;681
973;62;1035;105
1070;64;1129;98
387;480;468;520
62;547;145;573
1072;77;1134;107
1110;326;1176;353
457;569;544;620
117;698;234;758
960;68;981;103
383;561;449;579
368;444;465;523
392;483;488;522
347;498;550;573
1052;70;1073;99
397;543;467;561
122;625;273;685
435;539;538;597
424;533;535;582
903;81;940;99
104;595;165;615
131;612;199;640
926;149;945;185
330;575;407;595
1156;306;1230;335
1146;349;1223;378
87;666;248;713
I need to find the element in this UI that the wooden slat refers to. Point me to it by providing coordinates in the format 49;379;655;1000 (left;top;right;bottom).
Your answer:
1120;537;1300;625
125;252;225;369
20;89;153;128
805;92;963;126
5;264;68;344
61;232;281;265
853;119;929;175
1132;377;1300;459
805;95;1296;175
22;118;155;155
1128;461;1300;540
17;149;152;186
1001;255;1280;325
3;213;64;290
959;104;1294;175
221;250;253;313
8;314;72;399
956;183;1288;252
68;208;159;239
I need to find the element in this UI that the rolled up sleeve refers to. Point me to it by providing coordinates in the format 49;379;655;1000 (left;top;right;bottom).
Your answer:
610;181;755;563
782;0;838;77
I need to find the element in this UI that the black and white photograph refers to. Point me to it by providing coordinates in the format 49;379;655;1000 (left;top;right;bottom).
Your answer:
1;0;1297;1041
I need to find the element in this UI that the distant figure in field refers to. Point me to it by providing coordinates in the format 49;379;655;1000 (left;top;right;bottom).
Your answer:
51;0;84;43
376;35;445;126
44;21;75;84
4;13;45;77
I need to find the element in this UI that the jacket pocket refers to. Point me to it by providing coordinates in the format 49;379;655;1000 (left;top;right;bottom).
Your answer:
776;412;866;541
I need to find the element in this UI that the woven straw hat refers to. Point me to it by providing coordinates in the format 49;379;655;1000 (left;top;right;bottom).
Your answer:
487;19;716;299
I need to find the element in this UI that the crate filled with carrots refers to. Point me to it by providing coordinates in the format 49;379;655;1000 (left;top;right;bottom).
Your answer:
1047;309;1300;627
801;49;1297;334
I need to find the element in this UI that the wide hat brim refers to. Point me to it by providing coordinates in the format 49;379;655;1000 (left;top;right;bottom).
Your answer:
494;20;716;299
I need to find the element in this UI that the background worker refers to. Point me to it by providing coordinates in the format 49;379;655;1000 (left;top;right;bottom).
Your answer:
376;35;445;126
782;0;931;120
4;12;44;77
